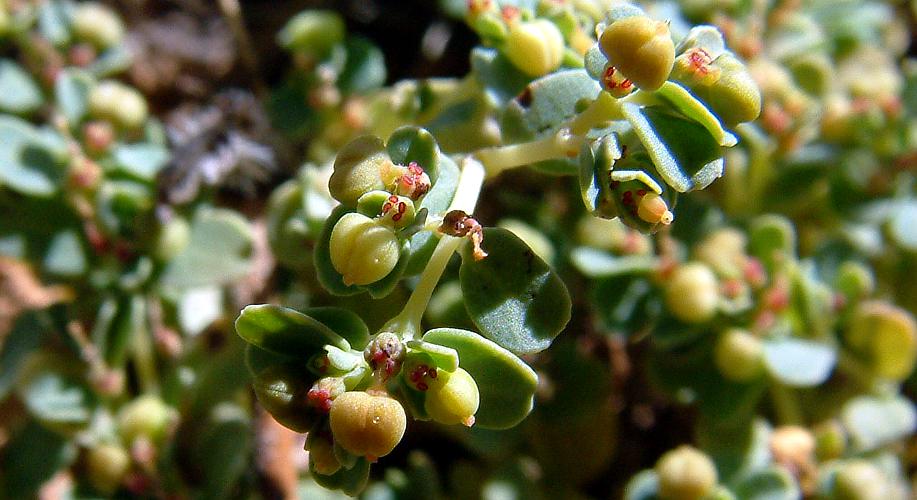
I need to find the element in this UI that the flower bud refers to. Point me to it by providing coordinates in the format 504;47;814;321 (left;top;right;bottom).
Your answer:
364;332;405;379
713;328;764;382
665;262;719;323
394;162;432;200
813;420;846;461
117;395;176;445
71;2;125;50
329;213;400;286
425;367;479;427
636;192;674;226
599;15;675;91
831;460;888;500
835;261;875;302
86;442;131;494
655;445;718;500
252;365;317;432
694;228;748;279
307;377;346;412
88;81;148;130
770;425;815;474
277;10;344;57
328;136;390;206
153;216;190;261
504;19;565;77
329;391;407;459
846;301;917;381
700;53;761;126
378;194;417;230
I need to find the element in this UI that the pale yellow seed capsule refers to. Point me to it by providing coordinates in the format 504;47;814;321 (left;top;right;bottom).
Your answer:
655;445;718;500
665;262;719;323
504;19;565;77
329;213;400;286
599;15;674;91
425;368;480;426
329;391;406;459
86;443;131;494
636;192;673;225
713;328;764;382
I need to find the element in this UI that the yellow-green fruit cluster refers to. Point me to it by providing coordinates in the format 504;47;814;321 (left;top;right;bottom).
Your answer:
329;213;400;286
599;15;675;91
88;81;149;130
425;367;480;426
329;391;406;458
117;395;176;445
504;19;565;77
655;446;718;500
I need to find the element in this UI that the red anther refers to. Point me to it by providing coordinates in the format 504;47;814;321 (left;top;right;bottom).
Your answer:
428;367;437;379
637;189;647;197
621;79;632;89
744;258;767;288
416;382;428;391
722;278;743;298
501;6;520;21
308;389;333;412
764;286;789;311
688;48;713;74
832;293;847;311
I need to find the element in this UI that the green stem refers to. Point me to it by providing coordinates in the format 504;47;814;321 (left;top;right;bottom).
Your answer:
132;300;160;395
382;156;486;339
769;381;803;425
474;129;583;178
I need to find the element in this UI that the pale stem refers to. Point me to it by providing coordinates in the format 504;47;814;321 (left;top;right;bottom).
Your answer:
568;91;624;135
475;129;583;178
769;381;803;426
382;157;486;339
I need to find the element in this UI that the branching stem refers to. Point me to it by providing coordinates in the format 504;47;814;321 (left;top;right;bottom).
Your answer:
381;156;485;339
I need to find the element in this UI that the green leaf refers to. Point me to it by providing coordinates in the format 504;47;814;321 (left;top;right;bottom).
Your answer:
111;143;170;181
0;116;68;196
732;467;800;500
196;404;252;499
578;133;620;216
386;126;440;181
16;353;95;429
44;229;87;277
422;328;538;429
623;470;661;500
0;312;49;399
405;340;460;372
501;69;601;143
459;228;570;355
749;215;796;271
0;421;77;499
622;103;724;193
311;457;371;496
654;81;736;147
55;69;94;125
37;0;71;46
160;208;253;289
235;304;350;358
762;337;836;387
470;47;531;104
338;36;386;94
306;307;371;350
0;60;43;114
570;247;658;278
842;395;916;452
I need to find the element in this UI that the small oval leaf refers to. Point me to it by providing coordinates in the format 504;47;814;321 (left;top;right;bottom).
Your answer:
762;337;836;387
460;228;571;355
235;304;349;358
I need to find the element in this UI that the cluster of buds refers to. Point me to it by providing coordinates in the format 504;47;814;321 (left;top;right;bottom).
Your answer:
325;134;434;288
